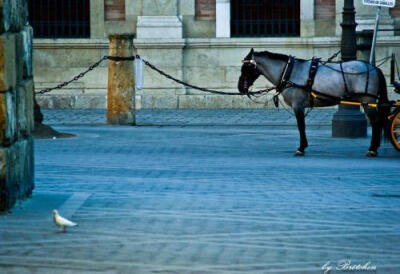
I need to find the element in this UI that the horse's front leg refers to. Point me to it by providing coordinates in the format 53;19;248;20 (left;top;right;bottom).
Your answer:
294;107;308;156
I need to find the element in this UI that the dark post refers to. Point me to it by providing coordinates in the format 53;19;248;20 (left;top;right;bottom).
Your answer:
332;0;367;137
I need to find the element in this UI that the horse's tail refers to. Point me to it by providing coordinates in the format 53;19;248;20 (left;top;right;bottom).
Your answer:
376;67;391;140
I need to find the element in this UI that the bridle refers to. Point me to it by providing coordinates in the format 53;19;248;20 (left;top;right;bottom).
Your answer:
241;56;295;94
242;59;257;66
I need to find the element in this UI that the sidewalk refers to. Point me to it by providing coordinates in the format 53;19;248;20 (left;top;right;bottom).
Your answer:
0;109;399;273
41;108;337;126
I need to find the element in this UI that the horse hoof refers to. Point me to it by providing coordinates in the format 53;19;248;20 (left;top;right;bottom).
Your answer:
294;150;305;156
366;151;378;157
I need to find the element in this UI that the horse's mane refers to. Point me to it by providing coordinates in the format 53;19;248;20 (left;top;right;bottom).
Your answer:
255;51;289;62
255;50;307;62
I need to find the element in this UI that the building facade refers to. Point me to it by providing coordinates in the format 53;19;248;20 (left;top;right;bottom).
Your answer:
32;0;400;109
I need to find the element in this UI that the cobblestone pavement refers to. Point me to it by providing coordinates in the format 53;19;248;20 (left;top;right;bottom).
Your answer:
41;108;337;126
1;109;400;273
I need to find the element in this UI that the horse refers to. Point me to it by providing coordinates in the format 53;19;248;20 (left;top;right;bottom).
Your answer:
238;48;391;157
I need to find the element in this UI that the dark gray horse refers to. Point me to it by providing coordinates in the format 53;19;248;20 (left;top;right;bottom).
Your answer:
238;49;390;157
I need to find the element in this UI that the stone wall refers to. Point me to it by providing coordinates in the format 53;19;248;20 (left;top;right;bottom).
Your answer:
0;0;34;211
315;0;336;36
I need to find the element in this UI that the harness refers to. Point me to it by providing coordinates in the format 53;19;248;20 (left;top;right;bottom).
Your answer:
277;56;295;93
273;56;320;107
272;56;380;108
307;57;320;107
243;55;381;108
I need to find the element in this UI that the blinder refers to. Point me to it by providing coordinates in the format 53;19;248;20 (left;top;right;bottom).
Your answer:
239;59;262;95
241;59;261;77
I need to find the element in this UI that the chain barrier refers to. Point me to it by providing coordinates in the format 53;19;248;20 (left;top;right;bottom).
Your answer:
35;55;275;96
35;56;108;94
36;50;343;96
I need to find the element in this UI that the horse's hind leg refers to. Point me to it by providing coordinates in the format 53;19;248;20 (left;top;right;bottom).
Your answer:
294;107;308;156
363;106;382;157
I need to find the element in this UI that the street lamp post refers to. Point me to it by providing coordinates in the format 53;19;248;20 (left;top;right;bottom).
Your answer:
332;0;367;137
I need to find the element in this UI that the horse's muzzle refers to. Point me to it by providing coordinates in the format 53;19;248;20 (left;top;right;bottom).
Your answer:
238;76;248;94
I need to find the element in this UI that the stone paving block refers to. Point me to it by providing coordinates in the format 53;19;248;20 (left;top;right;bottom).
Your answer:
178;95;206;108
141;94;178;109
21;26;33;78
16;78;34;138
184;67;226;90
8;0;27;32
0;91;16;145
0;0;26;33
0;33;16;92
231;96;269;109
0;143;16;211
74;95;107;109
36;95;77;109
0;0;10;34
0;137;33;211
16;137;34;197
141;66;183;89
13;31;23;83
204;95;233;109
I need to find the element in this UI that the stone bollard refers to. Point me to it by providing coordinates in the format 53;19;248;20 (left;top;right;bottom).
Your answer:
107;35;135;125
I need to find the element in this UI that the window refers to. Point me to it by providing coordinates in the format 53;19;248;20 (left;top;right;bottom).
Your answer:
28;0;90;38
231;0;300;37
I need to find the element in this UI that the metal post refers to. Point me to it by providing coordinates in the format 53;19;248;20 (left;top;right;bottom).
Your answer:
369;6;381;65
107;34;136;125
332;0;367;138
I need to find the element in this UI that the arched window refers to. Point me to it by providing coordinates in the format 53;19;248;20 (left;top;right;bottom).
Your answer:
28;0;90;38
231;0;300;37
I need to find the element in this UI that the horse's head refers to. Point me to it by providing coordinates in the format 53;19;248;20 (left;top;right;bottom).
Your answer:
238;48;261;94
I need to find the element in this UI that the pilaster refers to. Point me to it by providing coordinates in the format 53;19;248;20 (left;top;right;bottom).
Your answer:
300;0;315;37
216;0;230;38
90;0;105;38
135;15;185;109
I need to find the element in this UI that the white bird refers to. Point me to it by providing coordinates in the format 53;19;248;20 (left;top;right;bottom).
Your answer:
52;209;77;232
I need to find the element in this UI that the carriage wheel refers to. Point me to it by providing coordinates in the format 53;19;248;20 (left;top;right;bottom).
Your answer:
390;111;400;151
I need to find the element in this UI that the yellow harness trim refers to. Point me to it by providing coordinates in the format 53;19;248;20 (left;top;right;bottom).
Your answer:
340;101;377;108
310;91;379;108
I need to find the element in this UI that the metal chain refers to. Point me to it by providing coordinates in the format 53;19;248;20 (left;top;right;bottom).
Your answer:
320;50;341;65
35;56;108;94
140;57;274;96
35;54;275;96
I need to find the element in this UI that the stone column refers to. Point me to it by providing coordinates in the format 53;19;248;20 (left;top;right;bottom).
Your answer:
135;11;185;109
90;0;105;38
107;35;135;125
216;0;230;38
300;0;315;37
0;0;35;211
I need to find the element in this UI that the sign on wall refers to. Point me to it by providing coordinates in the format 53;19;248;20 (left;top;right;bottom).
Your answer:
362;0;396;7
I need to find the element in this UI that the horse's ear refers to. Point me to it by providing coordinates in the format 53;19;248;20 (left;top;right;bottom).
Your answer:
245;48;254;60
